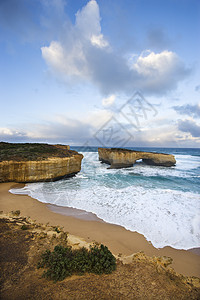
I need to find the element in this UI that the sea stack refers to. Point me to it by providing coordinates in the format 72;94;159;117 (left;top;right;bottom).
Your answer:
0;142;83;183
98;147;176;168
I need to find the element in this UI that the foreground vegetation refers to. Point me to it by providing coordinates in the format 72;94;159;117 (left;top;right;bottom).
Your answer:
0;142;76;161
38;244;116;282
1;215;200;299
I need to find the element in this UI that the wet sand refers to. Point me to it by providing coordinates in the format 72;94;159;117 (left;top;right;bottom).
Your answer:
0;182;199;277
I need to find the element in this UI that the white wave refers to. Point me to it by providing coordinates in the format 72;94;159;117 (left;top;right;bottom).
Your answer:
10;183;200;250
120;164;190;178
9;150;200;250
81;152;199;178
75;174;88;179
175;155;200;171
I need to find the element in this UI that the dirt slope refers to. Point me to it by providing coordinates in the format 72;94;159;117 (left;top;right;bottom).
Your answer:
0;215;199;300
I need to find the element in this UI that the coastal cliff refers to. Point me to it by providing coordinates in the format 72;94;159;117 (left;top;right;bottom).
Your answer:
98;147;176;168
0;142;83;183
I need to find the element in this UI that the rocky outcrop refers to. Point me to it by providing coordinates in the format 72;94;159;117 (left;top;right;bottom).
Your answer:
0;143;83;183
98;148;176;168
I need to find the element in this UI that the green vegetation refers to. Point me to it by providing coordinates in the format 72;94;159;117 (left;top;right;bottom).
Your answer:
38;244;116;282
0;142;77;162
53;226;61;233
21;225;28;230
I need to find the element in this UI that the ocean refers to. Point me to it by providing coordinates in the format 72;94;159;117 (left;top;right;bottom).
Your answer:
10;147;200;250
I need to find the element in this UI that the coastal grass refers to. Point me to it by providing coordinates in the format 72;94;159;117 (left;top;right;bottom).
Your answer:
38;244;116;282
0;142;77;161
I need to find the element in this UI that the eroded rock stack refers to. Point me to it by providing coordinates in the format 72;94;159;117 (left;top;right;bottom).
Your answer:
98;147;176;168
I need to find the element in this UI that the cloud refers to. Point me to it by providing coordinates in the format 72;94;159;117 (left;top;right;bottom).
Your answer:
91;34;109;48
178;119;200;137
102;95;116;107
132;126;178;146
2;113;200;147
26;121;91;144
131;50;189;93
41;0;190;96
27;110;111;143
41;0;109;80
0;127;28;142
173;104;200;118
0;109;112;144
0;122;90;144
82;109;112;128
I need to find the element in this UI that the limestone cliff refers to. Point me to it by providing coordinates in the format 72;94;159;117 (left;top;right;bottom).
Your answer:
98;148;176;168
0;142;83;183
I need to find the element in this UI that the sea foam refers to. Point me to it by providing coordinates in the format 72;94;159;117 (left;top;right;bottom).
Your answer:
10;151;200;250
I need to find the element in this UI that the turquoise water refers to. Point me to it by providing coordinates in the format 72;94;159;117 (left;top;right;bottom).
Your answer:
11;147;200;250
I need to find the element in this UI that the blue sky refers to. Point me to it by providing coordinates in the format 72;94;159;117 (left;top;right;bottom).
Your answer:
0;0;199;147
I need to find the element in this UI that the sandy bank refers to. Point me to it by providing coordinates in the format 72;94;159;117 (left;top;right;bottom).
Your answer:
0;182;199;277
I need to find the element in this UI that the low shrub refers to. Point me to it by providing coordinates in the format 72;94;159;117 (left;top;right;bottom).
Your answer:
38;244;116;282
89;244;116;275
21;224;28;230
53;227;61;233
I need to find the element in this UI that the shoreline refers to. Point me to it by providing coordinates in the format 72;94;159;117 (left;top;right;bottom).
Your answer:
10;183;200;255
47;203;105;222
0;182;200;277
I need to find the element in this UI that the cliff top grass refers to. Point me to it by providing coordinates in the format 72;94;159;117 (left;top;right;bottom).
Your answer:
0;142;78;162
100;147;169;156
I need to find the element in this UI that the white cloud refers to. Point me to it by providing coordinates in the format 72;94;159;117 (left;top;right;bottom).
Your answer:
41;0;189;95
1;111;200;147
91;34;109;48
0;127;27;142
133;50;178;76
77;109;112;129
75;0;101;39
41;0;109;81
132;50;188;92
42;41;65;72
0;128;26;137
42;40;88;78
0;109;113;144
0;128;13;136
127;123;178;144
102;95;116;107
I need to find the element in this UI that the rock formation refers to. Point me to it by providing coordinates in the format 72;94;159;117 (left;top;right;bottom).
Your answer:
98;147;176;168
0;142;83;183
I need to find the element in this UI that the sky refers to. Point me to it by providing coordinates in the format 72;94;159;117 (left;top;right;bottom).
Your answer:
0;0;200;148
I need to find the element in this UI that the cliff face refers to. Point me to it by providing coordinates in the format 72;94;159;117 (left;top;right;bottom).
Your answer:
98;148;176;168
0;143;83;183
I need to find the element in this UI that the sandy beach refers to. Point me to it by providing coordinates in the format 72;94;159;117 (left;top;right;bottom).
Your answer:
0;182;199;278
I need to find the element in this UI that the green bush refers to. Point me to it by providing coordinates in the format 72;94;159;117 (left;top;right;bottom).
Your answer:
38;244;116;282
21;224;28;230
89;244;116;275
53;227;61;233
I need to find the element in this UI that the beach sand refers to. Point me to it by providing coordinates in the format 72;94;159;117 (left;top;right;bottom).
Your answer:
0;182;199;278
